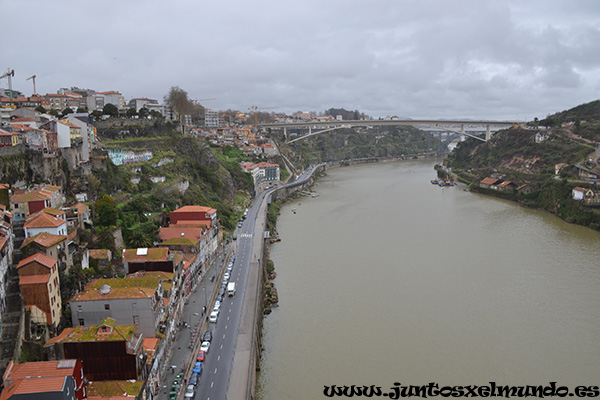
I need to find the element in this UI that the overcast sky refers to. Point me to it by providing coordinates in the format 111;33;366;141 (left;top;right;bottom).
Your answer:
3;0;599;121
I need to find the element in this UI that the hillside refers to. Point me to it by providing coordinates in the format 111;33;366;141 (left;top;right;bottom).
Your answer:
94;134;254;231
445;99;600;230
274;125;440;166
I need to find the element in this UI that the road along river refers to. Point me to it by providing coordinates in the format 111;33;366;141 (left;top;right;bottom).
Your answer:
257;159;600;399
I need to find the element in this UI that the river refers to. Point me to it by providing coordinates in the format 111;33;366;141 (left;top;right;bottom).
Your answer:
256;160;600;399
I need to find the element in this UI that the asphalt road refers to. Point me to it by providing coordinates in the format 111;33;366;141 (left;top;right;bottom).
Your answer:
161;165;319;400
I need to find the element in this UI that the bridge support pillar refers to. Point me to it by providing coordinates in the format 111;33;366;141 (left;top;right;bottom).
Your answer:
485;125;491;141
309;127;312;135
283;127;287;139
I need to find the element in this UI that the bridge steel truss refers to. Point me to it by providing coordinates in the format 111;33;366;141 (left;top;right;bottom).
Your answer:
259;119;520;144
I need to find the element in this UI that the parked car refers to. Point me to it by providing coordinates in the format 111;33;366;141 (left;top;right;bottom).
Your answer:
200;341;210;352
189;372;199;386
202;331;212;342
196;350;205;362
209;310;219;323
192;361;202;374
224;272;230;280
185;385;195;398
213;301;221;312
216;294;223;302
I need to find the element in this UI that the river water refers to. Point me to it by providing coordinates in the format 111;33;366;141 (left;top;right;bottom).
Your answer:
257;160;600;399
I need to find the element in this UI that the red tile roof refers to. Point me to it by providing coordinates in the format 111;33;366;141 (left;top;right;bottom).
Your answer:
3;360;78;381
19;274;50;285
1;375;68;398
24;212;66;229
159;226;205;242
21;232;66;249
89;249;111;259
172;205;216;214
17;253;58;270
480;177;500;185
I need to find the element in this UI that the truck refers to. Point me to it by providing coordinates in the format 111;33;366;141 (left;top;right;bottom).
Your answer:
227;282;236;297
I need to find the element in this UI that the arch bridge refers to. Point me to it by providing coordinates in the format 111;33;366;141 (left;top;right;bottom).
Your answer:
260;119;522;144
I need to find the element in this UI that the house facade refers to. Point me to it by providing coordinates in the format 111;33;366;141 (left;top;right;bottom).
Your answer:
17;253;62;327
24;212;68;239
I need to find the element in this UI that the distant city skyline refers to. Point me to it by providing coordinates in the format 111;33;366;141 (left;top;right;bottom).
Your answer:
2;0;599;121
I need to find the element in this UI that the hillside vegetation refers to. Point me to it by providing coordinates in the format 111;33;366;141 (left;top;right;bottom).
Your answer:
446;99;600;230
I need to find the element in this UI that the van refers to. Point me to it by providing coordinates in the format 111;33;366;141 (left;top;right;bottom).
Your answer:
227;282;236;297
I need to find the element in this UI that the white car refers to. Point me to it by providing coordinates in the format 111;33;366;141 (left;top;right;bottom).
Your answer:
209;310;218;323
224;272;230;280
200;341;210;352
213;301;221;312
185;384;195;398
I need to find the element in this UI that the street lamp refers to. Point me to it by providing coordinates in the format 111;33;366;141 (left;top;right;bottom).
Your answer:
202;286;207;315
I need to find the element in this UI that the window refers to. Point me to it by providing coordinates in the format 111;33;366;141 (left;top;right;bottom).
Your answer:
132;302;137;310
78;318;84;326
104;304;110;310
133;315;139;325
77;305;82;312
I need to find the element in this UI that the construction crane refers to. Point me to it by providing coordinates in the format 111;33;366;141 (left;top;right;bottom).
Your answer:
248;105;278;130
26;74;37;95
0;68;15;100
191;98;216;106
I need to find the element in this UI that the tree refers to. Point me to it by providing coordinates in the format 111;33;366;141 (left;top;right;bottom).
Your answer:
47;109;59;117
35;105;46;113
126;107;137;118
94;194;118;227
164;86;193;133
61;107;73;117
90;110;103;120
103;103;119;117
76;107;87;114
138;107;149;119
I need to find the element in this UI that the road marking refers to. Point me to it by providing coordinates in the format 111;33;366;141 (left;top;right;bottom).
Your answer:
220;344;223;349
223;334;225;339
211;382;214;388
214;368;218;373
225;325;228;329
217;355;220;361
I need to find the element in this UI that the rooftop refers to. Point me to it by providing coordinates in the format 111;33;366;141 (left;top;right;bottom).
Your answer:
45;318;137;345
70;271;174;302
122;247;169;262
86;380;144;399
21;232;67;249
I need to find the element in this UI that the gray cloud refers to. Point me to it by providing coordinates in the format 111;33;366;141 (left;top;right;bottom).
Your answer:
2;0;599;121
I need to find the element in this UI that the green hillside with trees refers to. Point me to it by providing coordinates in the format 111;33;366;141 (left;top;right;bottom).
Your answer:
445;99;600;230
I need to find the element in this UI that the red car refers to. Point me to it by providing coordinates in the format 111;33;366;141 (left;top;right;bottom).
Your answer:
197;351;205;362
